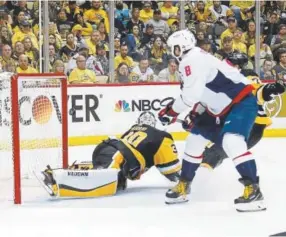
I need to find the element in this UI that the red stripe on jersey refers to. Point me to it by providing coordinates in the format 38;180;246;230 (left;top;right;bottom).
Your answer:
206;84;254;117
184;153;203;159
233;151;252;161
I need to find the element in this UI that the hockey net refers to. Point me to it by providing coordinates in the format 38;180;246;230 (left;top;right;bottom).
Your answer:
0;73;68;204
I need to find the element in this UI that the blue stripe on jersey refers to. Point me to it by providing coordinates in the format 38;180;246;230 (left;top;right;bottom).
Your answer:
206;71;247;100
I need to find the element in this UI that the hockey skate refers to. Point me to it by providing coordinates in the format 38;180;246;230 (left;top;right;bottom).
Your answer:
34;165;58;197
234;177;266;212
165;179;191;204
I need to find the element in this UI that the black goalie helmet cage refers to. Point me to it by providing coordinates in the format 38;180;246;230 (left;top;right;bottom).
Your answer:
137;111;157;127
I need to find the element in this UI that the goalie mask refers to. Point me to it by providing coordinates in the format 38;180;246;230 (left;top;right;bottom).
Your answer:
137;111;156;127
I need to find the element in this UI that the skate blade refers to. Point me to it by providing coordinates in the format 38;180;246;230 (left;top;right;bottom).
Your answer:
235;200;267;212
165;196;189;205
33;171;57;198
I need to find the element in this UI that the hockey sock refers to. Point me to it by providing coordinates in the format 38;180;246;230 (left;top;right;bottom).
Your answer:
233;151;258;183
181;153;202;182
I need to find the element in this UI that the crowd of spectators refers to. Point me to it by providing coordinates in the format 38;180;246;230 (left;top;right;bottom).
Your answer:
0;0;39;74
0;0;285;84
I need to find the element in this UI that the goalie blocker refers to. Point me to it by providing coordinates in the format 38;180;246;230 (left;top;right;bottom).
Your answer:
39;112;181;198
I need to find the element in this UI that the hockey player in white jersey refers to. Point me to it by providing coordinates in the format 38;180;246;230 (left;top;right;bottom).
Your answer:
158;29;265;212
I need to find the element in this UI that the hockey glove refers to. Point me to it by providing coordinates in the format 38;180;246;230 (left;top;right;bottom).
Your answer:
262;83;285;102
158;101;179;126
121;159;142;181
181;111;198;132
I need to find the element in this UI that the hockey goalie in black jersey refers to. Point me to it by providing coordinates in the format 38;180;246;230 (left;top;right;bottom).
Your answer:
39;112;181;198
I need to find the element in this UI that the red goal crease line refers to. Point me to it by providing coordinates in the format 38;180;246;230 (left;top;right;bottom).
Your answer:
0;129;286;151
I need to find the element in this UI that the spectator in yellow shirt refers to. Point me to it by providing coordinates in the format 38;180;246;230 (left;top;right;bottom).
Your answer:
229;0;254;23
12;20;39;50
72;13;93;39
248;34;273;66
220;17;245;47
230;0;254;13
68;55;97;84
232;28;247;54
114;44;135;70
243;20;256;49
85;30;108;56
23;36;39;70
194;1;212;23
84;0;109;33
139;2;153;23
16;54;38;73
160;1;179;26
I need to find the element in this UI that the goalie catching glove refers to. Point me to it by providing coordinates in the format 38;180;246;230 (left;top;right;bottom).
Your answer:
158;100;179;126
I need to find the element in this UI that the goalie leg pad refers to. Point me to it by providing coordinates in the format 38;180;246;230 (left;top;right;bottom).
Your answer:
51;169;119;198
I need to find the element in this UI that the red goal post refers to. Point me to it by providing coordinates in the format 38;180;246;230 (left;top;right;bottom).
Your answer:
0;73;68;204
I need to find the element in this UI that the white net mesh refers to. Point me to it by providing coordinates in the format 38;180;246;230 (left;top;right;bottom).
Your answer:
0;73;66;204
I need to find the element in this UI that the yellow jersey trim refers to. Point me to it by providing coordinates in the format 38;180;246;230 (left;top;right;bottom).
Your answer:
120;140;146;172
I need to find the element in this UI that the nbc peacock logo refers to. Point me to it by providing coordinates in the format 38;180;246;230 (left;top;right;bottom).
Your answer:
115;100;131;112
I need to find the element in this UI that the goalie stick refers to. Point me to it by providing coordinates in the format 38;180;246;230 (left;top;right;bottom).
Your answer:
175;118;184;124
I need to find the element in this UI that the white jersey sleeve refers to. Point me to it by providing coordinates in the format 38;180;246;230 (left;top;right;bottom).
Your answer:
172;50;209;113
172;47;252;115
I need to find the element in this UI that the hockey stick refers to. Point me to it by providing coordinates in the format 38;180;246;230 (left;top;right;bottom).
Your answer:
160;117;185;132
175;118;184;124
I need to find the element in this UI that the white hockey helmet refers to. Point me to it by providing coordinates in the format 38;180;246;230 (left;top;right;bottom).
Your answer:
167;29;196;58
137;111;156;127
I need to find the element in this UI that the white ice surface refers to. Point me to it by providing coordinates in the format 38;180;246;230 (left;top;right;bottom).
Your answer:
0;138;286;237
